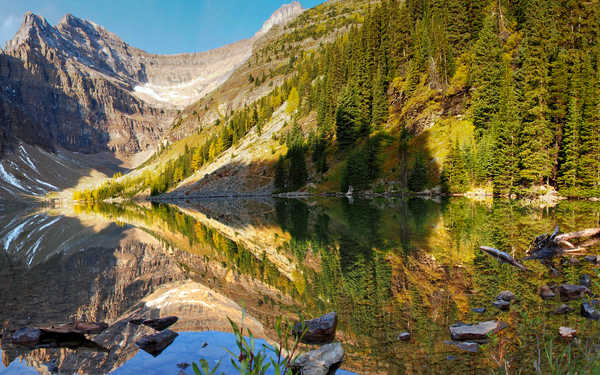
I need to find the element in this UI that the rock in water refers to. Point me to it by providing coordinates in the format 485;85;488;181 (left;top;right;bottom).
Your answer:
449;321;506;342
444;340;479;353
397;331;411;341
492;299;510;311
553;304;574;314
135;330;178;357
293;312;337;345
496;291;515;301
580;274;592;288
558;284;590;301
584;255;598;264
559;327;576;339
472;307;486;314
292;342;344;375
540;285;556;300
581;302;600;320
142;316;178;331
41;321;108;335
10;328;42;346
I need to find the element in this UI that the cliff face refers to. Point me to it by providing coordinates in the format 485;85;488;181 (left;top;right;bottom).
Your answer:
1;12;175;157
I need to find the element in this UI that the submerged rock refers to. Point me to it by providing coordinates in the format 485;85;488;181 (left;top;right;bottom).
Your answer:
142;316;178;331
559;327;576;339
397;331;411;342
540;285;556;300
41;321;108;335
580;274;592;288
135;329;178;357
558;284;590;301
553;304;574;314
291;342;344;375
497;291;515;302
449;321;506;342
293;312;337;345
581;302;600;320
492;299;510;311
444;340;479;353
10;328;42;346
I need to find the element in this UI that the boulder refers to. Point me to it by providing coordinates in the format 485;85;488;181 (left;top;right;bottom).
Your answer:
584;255;598;264
291;342;344;375
397;331;411;342
580;274;592;288
10;328;42;346
559;327;576;339
492;299;510;311
135;329;178;357
293;312;337;345
496;291;515;302
142;316;178;331
449;321;506;342
444;340;479;353
581;302;600;320
558;284;590;301
540;285;556;300
471;307;486;314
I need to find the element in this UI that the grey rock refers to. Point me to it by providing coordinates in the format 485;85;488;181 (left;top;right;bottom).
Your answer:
493;299;510;311
580;274;592;288
553;304;574;314
135;329;178;357
293;312;337;345
472;307;486;313
540;285;556;300
497;290;515;301
581;302;600;320
397;331;411;341
142;316;178;331
444;340;479;353
292;342;344;375
584;255;598;264
449;321;506;342
10;327;42;346
558;284;590;301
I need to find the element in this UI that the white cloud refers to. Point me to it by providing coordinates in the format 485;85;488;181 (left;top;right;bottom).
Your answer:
0;14;20;48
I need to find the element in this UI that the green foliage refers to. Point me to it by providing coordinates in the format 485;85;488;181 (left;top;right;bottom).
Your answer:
408;153;428;192
192;313;307;375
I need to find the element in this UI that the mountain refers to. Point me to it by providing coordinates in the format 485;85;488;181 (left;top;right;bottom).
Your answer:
0;2;305;200
81;0;600;202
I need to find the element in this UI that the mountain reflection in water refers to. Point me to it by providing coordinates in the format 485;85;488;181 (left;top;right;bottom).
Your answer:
0;197;599;374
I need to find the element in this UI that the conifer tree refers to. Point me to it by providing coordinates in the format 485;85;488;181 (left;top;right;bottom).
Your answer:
492;63;520;196
335;85;360;147
558;95;581;190
470;15;503;135
371;65;388;128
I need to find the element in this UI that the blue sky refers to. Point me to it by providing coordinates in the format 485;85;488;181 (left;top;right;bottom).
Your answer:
0;0;324;54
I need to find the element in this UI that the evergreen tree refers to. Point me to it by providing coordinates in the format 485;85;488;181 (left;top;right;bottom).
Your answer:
274;156;287;192
558;95;581;190
492;63;520;196
408;153;428;192
335;85;360;147
371;65;388;128
470;15;503;135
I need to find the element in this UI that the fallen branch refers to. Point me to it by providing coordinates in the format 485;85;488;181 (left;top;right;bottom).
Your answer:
555;228;600;242
480;246;528;271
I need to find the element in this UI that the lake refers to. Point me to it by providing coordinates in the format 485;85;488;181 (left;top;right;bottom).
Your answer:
0;197;599;374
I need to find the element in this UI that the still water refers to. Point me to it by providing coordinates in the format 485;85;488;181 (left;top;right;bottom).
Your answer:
0;197;599;374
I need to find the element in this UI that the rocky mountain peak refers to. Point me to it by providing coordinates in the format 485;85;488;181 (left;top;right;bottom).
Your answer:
5;12;53;50
255;1;304;37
